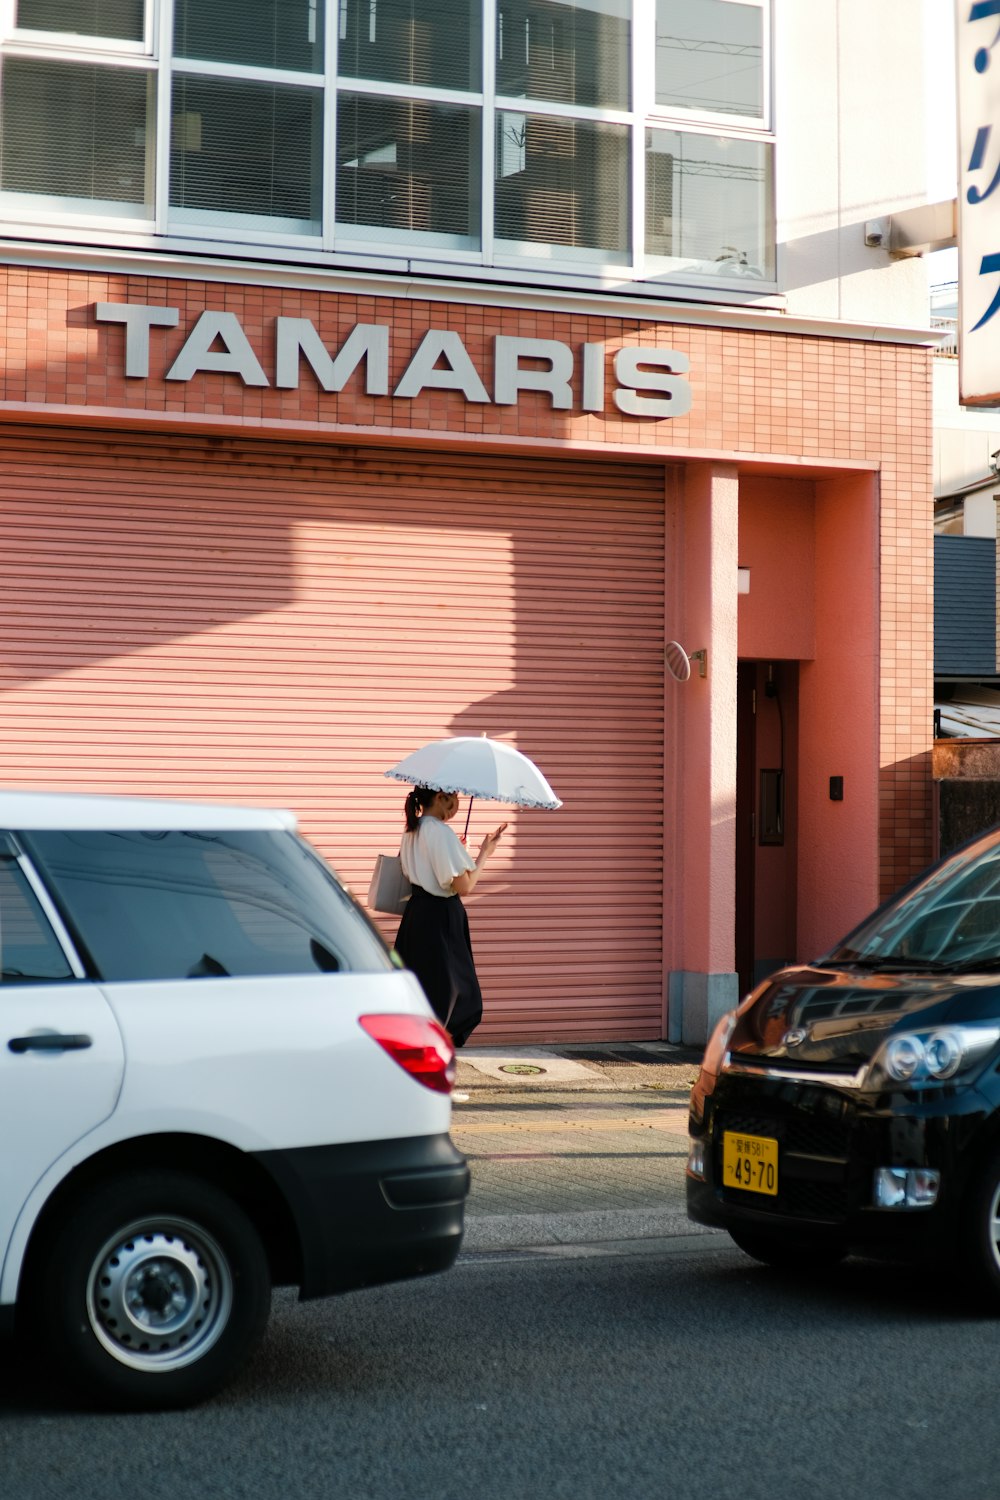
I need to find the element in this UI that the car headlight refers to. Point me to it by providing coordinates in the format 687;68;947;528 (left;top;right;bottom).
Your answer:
867;1023;1000;1087
700;1009;737;1077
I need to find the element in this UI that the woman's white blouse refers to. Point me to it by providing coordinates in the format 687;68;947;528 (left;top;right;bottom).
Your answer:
400;814;475;897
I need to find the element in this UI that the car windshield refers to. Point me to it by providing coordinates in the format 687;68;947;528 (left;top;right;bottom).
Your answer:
825;834;1000;971
22;828;395;981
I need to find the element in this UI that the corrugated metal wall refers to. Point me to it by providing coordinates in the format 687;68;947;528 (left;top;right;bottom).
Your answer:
0;424;666;1040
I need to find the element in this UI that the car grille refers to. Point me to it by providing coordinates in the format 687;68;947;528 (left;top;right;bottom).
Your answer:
718;1109;849;1158
775;1179;850;1219
714;1108;851;1223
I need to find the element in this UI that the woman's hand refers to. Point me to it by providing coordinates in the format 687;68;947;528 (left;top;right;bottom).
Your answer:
478;823;508;859
452;823;508;896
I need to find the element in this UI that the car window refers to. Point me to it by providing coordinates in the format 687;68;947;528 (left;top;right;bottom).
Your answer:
0;857;75;983
22;829;395;982
830;840;1000;967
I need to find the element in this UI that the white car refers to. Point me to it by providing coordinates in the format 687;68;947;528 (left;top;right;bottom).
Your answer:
0;790;467;1409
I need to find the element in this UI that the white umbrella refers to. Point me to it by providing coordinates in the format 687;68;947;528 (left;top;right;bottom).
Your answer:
385;736;562;823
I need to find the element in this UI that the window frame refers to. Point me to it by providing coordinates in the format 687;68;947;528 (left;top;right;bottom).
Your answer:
641;116;775;285
0;0;778;297
166;61;327;241
0;842;86;983
647;0;771;133
637;0;774;288
333;77;486;253
0;42;158;225
18;828;396;982
4;0;156;56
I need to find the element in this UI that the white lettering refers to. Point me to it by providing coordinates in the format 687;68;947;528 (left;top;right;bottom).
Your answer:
494;336;573;409
91;304;694;419
166;311;269;387
394;330;490;402
275;319;389;394
613;347;692;419
95;302;179;378
581;342;606;414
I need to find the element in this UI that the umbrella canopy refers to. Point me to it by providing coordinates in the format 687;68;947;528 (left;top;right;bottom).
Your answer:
385;736;562;810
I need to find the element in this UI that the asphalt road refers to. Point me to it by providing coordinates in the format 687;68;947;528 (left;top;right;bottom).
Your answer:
4;1238;1000;1500
3;1062;1000;1500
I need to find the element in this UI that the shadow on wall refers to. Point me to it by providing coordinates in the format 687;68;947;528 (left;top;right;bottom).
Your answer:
0;424;668;1041
777;217;923;295
0;426;296;691
879;749;935;902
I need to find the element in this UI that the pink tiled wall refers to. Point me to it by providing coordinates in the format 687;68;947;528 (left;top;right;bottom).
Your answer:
0;266;934;897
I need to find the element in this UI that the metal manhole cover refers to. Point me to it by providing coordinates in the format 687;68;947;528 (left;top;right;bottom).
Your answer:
498;1063;547;1076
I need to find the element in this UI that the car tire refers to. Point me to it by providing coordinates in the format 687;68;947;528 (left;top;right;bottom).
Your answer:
727;1225;847;1270
28;1169;271;1410
961;1159;1000;1308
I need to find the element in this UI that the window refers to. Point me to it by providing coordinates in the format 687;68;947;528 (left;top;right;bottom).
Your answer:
16;0;144;42
645;0;773;280
174;0;324;74
655;0;764;119
170;76;322;232
0;860;74;983
496;0;630;110
24;830;395;980
645;127;772;279
0;0;775;291
338;0;482;91
337;94;481;247
493;1;631;262
0;58;153;216
495;114;629;261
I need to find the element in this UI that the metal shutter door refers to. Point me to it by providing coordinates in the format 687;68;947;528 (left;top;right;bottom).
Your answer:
0;426;665;1041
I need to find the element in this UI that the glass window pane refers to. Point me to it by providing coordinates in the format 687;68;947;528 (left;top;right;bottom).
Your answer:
338;0;481;92
337;94;481;247
15;0;143;41
170;76;321;231
0;862;73;983
496;1;630;109
0;59;152;214
25;830;395;981
174;0;324;74
656;0;763;117
645;128;773;279
495;113;630;261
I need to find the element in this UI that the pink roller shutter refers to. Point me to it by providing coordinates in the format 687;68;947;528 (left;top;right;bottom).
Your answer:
0;425;665;1041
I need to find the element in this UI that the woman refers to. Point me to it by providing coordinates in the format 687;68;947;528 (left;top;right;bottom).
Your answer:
394;785;506;1047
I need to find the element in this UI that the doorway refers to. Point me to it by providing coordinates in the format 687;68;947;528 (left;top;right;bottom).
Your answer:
736;660;798;997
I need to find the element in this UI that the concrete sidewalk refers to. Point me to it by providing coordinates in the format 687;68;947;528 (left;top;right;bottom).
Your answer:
448;1042;721;1254
455;1040;703;1095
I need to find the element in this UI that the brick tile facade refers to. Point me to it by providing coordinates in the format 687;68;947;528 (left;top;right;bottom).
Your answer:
0;265;935;898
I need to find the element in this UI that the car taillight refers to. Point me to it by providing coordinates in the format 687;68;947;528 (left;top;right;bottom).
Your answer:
358;1014;456;1094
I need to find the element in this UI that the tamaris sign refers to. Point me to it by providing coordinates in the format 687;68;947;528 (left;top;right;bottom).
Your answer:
94;303;692;420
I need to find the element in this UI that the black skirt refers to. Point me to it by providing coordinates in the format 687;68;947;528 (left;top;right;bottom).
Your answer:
394;884;483;1047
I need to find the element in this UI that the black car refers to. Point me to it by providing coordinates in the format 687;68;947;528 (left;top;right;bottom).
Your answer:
687;824;1000;1301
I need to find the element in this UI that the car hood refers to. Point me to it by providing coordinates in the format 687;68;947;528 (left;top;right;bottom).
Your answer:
733;964;1000;1072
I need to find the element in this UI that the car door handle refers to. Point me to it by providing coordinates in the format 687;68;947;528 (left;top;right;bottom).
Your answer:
7;1032;93;1054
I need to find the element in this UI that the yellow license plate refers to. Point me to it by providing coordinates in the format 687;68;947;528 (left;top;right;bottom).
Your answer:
722;1131;778;1196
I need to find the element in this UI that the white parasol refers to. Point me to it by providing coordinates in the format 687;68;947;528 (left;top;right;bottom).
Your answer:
385;737;561;833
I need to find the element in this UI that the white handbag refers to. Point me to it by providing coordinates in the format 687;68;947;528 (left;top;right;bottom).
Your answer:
367;852;412;915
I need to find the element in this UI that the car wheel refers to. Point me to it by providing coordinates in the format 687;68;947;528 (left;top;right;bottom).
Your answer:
962;1160;1000;1308
727;1225;847;1270
29;1170;271;1410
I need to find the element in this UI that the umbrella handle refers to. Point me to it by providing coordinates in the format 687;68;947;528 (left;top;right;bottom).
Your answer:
463;798;474;840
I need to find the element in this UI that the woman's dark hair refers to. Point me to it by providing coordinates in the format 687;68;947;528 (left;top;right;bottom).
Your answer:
404;786;438;832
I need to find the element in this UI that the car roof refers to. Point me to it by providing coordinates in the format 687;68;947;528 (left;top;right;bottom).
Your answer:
0;789;298;832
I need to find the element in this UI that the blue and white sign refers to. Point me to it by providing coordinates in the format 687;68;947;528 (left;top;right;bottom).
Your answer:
957;1;1000;403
